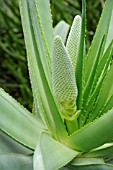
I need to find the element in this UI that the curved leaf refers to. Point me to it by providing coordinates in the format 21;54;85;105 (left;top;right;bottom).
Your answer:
85;0;113;83
84;143;113;158
67;164;113;170
19;0;68;141
79;36;105;127
71;157;104;165
33;132;79;170
82;35;105;108
34;0;53;54
66;108;113;151
0;130;33;155
92;40;113;91
0;89;44;149
87;61;113;123
28;0;52;83
0;154;33;170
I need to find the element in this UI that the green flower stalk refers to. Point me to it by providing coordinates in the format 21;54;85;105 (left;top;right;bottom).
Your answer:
66;15;82;70
52;35;78;120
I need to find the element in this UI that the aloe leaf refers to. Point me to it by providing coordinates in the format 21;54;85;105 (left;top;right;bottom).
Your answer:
0;89;44;149
87;61;113;123
34;0;53;54
19;0;67;140
66;15;82;70
78;36;106;127
85;0;113;83
33;132;79;170
28;0;52;85
67;164;113;170
66;108;113;151
84;143;113;158
76;0;86;109
0;154;33;170
54;20;70;44
0;88;44;128
20;0;52;119
71;157;104;165
82;35;105;108
0;130;33;155
79;73;106;127
92;40;113;92
69;158;113;170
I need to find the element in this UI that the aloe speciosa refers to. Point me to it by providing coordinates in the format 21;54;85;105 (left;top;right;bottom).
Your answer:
1;0;113;169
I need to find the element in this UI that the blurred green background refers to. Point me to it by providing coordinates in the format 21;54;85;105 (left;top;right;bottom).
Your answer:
0;0;105;111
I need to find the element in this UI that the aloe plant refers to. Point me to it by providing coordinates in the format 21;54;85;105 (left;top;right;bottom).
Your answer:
1;0;113;169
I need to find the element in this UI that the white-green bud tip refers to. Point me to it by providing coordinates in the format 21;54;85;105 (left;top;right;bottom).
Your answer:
52;35;78;118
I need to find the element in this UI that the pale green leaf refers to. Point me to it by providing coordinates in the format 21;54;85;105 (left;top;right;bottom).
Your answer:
0;154;33;170
19;0;68;140
67;164;113;170
33;132;79;170
0;89;44;149
0;130;33;155
28;0;52;84
66;108;113;151
34;0;53;54
84;143;113;158
71;157;104;165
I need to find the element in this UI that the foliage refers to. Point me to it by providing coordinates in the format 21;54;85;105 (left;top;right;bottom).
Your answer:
0;0;32;110
0;0;104;110
1;0;113;169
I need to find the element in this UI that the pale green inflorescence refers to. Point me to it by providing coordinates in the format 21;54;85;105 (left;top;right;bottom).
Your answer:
52;35;78;120
66;15;82;70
